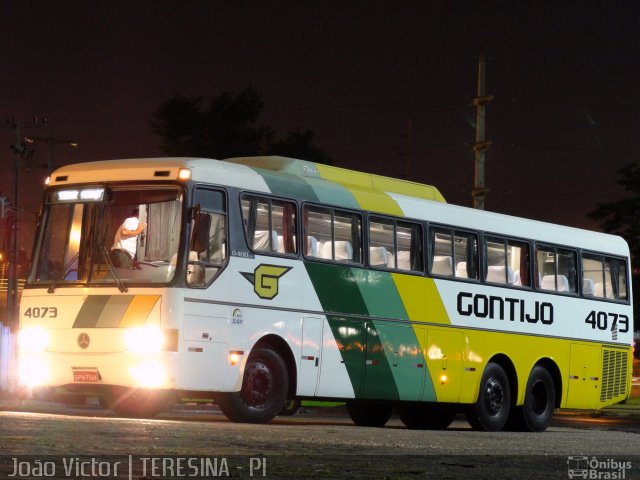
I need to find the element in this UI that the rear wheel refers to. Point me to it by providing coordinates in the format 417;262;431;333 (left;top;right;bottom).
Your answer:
466;362;511;432
217;348;288;424
107;389;175;418
507;365;555;432
398;405;456;430
346;402;392;427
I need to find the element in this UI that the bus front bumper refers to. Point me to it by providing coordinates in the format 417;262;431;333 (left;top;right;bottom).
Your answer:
17;351;180;391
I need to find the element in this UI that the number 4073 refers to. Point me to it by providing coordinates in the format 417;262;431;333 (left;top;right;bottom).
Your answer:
584;311;629;332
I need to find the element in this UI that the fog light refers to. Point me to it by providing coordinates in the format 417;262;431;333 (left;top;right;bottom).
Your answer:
18;358;49;387
440;374;448;384
128;361;165;388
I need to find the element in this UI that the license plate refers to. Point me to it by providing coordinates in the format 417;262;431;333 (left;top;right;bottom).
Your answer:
72;368;101;382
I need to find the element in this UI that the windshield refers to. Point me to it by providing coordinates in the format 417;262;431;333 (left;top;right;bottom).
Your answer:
29;185;183;287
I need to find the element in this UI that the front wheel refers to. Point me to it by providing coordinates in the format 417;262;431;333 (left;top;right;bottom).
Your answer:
466;362;511;431
217;348;288;424
346;402;392;427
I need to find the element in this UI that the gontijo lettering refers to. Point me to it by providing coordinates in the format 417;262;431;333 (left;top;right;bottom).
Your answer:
457;291;553;325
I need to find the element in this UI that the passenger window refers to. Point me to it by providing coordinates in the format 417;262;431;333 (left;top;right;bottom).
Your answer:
303;205;361;263
369;216;422;271
484;236;529;286
535;245;577;293
581;253;627;301
241;195;297;255
429;227;478;279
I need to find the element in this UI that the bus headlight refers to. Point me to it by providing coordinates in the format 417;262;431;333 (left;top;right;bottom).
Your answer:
18;327;50;353
124;326;165;353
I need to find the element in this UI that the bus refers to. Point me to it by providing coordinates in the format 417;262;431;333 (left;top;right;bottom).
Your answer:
18;156;633;431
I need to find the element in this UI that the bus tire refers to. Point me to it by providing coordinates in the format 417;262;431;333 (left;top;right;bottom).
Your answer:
507;365;555;432
217;348;288;424
398;405;456;430
110;389;175;418
346;402;392;427
466;362;511;432
279;399;301;416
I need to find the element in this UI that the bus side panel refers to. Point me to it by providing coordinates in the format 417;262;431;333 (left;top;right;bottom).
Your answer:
567;343;600;409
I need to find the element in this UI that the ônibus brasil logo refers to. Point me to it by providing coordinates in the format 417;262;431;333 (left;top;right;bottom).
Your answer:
241;264;292;300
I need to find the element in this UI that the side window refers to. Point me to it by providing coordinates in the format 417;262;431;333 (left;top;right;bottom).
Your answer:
369;216;422;272
484;236;529;286
187;188;226;287
581;253;628;301
429;227;478;279
303;205;362;263
535;245;577;293
241;195;297;255
430;229;454;276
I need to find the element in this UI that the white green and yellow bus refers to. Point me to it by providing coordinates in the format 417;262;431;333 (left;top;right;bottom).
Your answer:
18;156;633;431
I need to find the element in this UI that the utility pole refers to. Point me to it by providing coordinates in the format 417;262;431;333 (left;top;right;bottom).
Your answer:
3;117;44;331
24;136;78;174
472;53;493;210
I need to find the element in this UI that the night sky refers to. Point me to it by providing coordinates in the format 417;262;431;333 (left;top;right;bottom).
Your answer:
2;1;640;248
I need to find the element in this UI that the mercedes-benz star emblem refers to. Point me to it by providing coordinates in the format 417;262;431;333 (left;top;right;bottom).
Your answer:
77;333;90;349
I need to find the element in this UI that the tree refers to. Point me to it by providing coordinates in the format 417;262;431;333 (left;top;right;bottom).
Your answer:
266;128;333;165
151;87;273;158
588;162;640;261
589;161;640;326
152;87;333;164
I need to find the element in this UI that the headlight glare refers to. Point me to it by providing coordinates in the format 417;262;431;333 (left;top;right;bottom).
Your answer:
124;326;165;353
18;327;50;353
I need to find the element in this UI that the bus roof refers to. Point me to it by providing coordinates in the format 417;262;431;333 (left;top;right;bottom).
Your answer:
225;156;447;203
48;156;629;256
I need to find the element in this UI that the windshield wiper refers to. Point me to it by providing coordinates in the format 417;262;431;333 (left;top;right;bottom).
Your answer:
47;252;80;294
99;245;128;293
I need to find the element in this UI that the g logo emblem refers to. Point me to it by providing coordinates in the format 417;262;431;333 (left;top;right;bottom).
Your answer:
77;333;90;349
240;264;292;300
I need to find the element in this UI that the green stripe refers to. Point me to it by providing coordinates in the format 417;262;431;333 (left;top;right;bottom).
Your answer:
361;322;400;400
73;296;110;328
353;269;407;320
306;262;401;399
304;263;368;315
326;315;367;398
306;262;437;401
372;322;434;401
257;169;320;203
304;177;360;209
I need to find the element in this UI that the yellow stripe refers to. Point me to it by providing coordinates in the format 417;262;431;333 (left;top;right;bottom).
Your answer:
316;164;404;216
372;176;446;203
392;274;450;325
119;295;161;327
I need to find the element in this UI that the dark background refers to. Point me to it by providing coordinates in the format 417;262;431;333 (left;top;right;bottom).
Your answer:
2;1;640;249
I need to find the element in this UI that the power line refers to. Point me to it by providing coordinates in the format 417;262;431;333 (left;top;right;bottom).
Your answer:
495;141;640;157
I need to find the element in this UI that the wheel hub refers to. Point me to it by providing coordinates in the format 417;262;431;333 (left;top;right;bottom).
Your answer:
243;362;272;407
485;377;504;415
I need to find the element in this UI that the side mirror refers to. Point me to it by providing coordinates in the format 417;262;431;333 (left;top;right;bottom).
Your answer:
190;212;211;253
